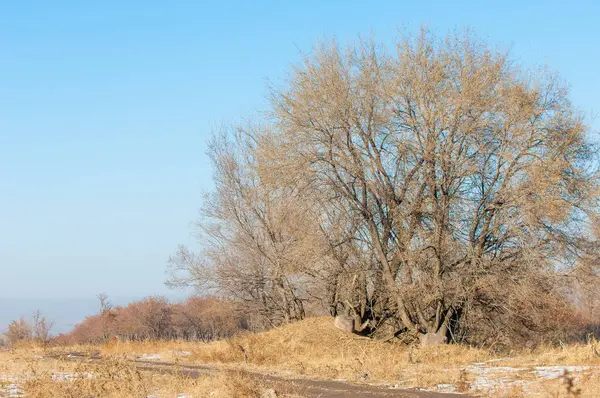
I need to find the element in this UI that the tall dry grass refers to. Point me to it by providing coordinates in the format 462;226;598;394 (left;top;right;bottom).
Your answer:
0;349;271;398
187;317;490;385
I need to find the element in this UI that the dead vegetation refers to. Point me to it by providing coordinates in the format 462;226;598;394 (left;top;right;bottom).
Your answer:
52;295;251;344
4;317;600;396
183;317;600;396
83;317;600;395
0;348;271;398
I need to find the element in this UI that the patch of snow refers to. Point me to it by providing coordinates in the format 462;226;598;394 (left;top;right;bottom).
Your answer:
470;376;530;392
466;365;532;392
51;372;93;382
532;366;591;380
0;376;19;383
0;383;24;397
434;383;457;393
467;366;529;375
138;353;161;360
462;363;600;394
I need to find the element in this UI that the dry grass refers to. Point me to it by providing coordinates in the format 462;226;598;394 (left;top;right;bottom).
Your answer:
499;343;600;367
187;317;489;384
184;317;600;396
0;349;270;397
73;317;600;395
6;317;600;397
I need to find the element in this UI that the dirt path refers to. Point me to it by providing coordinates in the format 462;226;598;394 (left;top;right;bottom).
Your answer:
52;352;468;398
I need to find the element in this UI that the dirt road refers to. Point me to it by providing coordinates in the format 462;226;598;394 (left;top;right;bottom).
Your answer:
54;352;468;398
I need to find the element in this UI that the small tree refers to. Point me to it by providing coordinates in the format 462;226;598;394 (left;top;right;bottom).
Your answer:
98;293;115;342
4;317;32;345
32;310;54;342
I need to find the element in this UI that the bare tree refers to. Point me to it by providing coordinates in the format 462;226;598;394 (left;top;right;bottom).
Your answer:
98;293;115;342
4;317;32;345
32;310;54;342
169;29;599;346
168;129;331;326
273;30;599;344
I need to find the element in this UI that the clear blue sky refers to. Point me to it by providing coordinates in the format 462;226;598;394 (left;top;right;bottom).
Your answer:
1;1;598;300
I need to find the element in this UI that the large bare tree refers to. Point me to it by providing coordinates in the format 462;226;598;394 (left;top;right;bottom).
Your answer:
272;30;598;344
170;30;599;345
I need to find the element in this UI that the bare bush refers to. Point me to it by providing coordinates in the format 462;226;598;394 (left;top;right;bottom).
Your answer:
173;296;247;341
64;295;248;343
32;310;54;342
4;317;32;345
4;311;54;346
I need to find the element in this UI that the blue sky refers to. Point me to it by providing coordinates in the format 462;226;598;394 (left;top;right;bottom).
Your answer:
1;1;599;301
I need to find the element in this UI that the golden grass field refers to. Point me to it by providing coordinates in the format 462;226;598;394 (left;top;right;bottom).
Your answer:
3;317;600;397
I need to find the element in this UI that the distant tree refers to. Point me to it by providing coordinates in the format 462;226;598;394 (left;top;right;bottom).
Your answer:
4;310;53;345
64;295;248;343
131;296;173;339
173;296;247;341
4;317;32;345
98;293;115;342
32;310;54;342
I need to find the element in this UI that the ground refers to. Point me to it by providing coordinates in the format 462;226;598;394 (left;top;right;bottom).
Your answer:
2;317;600;397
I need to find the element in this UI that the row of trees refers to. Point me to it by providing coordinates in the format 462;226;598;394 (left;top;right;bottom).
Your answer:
58;295;249;344
167;30;600;347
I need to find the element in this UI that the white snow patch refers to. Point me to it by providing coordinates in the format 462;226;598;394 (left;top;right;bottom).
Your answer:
468;366;529;375
0;383;23;397
0;376;19;383
138;353;161;360
466;364;530;391
51;372;93;382
0;374;23;397
461;363;600;394
434;383;457;393
532;366;591;380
